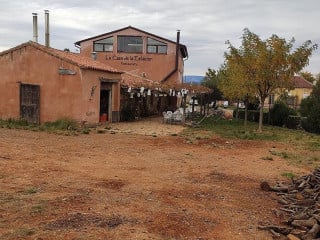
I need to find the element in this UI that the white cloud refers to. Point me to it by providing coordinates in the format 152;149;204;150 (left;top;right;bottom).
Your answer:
0;0;318;75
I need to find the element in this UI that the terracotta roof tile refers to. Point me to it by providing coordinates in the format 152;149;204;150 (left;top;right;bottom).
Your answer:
292;76;314;89
0;41;121;73
121;72;161;88
121;72;211;93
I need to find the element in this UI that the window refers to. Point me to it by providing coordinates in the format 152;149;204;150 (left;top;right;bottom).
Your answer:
147;37;167;54
93;37;113;52
117;36;143;53
303;93;310;99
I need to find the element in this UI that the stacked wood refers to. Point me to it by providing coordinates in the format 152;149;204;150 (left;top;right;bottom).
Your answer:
260;168;320;240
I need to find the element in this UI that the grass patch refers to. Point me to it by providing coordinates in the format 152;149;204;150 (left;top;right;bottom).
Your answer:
182;116;320;167
81;128;90;134
0;117;93;135
14;228;35;237
281;172;297;179
270;151;291;159
193;116;320;146
41;118;78;131
0;118;35;130
195;117;284;141
31;201;47;214
24;187;39;195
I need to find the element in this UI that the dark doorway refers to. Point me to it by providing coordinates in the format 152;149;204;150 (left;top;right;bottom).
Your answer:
100;90;110;122
20;83;40;124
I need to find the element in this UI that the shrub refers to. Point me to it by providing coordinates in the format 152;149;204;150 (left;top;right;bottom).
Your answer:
300;82;320;134
120;101;136;121
269;101;297;127
42;118;78;131
286;115;301;129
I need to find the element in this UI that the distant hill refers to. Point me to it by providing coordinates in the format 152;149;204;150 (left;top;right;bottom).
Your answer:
184;75;204;84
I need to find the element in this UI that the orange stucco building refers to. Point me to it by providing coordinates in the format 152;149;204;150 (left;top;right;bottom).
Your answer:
0;41;122;124
75;26;188;85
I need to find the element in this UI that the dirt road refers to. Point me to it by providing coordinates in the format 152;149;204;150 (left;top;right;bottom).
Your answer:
0;118;309;239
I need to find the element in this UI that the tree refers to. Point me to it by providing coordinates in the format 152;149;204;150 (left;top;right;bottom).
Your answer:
218;63;256;124
201;68;223;108
299;71;316;84
223;28;317;132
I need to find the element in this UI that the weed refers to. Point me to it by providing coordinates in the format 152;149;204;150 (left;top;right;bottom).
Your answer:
309;156;320;162
43;118;78;131
307;141;320;151
280;152;289;159
82;128;90;134
24;187;38;195
14;228;35;237
97;129;107;134
0;118;30;129
0;117;97;135
281;172;296;179
31;201;47;214
269;150;295;160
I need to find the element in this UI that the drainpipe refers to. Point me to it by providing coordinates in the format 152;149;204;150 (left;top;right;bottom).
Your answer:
32;13;38;43
160;30;180;83
45;10;50;47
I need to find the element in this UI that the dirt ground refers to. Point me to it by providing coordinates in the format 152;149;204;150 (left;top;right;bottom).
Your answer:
0;117;311;240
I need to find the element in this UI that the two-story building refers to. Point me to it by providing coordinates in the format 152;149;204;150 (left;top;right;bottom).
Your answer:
74;26;188;85
75;26;196;119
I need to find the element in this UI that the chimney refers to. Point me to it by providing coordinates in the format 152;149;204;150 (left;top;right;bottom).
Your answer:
44;10;50;47
175;30;180;69
32;13;38;43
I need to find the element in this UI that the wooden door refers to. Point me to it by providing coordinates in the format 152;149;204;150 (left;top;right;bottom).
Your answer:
20;84;40;124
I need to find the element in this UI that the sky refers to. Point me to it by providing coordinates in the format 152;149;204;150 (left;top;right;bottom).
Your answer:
0;0;319;76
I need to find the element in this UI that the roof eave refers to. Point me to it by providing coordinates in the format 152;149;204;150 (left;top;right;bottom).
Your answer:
74;26;188;48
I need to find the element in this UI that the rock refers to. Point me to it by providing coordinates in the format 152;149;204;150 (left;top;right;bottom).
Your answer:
222;110;233;120
260;181;272;191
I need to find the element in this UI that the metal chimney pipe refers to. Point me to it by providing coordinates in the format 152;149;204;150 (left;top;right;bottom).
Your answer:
44;10;50;47
175;30;180;69
32;13;38;43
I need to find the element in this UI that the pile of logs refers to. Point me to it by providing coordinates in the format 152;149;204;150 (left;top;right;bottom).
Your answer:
260;168;320;240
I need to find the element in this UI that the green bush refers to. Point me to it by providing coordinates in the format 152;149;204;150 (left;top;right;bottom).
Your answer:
300;82;320;134
300;98;320;134
269;101;297;127
286;115;301;129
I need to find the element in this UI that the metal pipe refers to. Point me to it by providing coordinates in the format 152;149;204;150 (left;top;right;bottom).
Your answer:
32;13;38;43
160;30;180;83
175;30;180;70
44;10;50;47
